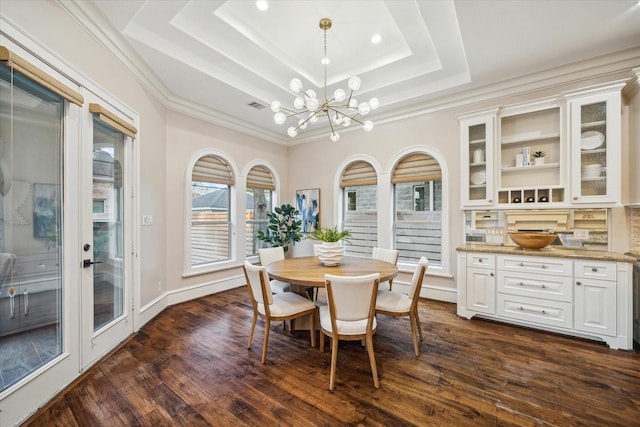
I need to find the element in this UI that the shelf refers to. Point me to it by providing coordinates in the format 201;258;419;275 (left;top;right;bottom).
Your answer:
469;138;486;145
501;133;560;145
581;120;606;128
470;162;486;167
501;163;560;173
580;148;606;155
581;177;606;182
470;184;487;189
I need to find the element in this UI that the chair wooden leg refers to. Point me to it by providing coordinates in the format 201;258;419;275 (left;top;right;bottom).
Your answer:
261;319;271;364
309;311;316;348
248;311;258;349
329;335;339;391
319;330;325;353
409;311;420;356
414;308;424;341
365;334;380;389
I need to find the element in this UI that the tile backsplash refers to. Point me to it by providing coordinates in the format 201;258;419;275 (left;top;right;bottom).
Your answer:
465;208;608;251
630;207;640;254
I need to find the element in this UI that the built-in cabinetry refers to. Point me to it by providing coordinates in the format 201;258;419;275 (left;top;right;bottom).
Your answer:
456;248;634;349
0;251;61;336
459;81;627;209
460;110;497;207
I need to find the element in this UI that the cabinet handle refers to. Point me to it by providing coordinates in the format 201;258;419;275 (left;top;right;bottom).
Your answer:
490;273;494;277
518;262;524;267
541;284;547;288
9;293;15;319
541;265;547;269
576;281;582;286
488;199;492;203
478;259;483;263
24;289;29;316
573;196;578;200
591;267;598;272
541;310;547;315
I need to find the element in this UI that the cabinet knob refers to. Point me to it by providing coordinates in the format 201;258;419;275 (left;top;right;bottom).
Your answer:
518;262;524;267
488;199;492;203
576;281;582;286
490;273;494;277
541;265;547;269
573;196;579;200
591;267;598;272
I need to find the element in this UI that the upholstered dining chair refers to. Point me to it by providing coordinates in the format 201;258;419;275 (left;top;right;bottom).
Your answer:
372;247;399;291
258;247;291;294
243;261;317;364
320;273;380;391
375;256;428;356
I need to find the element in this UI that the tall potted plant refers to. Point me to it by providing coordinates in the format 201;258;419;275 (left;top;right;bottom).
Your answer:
256;203;303;254
309;226;352;266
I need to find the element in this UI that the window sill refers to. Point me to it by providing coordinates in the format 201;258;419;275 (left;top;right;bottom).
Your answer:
397;262;453;279
182;260;242;278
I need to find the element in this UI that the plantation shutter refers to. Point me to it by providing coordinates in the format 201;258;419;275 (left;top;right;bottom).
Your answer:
247;165;275;190
391;153;441;183
193;155;234;185
340;161;377;187
0;46;83;106
89;103;137;139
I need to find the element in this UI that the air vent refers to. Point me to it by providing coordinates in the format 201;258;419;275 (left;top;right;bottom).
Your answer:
248;101;266;110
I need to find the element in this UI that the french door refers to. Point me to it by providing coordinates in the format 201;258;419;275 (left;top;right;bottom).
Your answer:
80;95;134;369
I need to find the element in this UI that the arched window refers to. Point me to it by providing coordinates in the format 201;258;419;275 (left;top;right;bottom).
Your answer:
189;154;234;266
392;153;443;265
340;160;378;257
245;165;275;256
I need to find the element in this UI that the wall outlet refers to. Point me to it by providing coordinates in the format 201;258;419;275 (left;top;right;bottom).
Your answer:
573;228;589;240
142;214;153;226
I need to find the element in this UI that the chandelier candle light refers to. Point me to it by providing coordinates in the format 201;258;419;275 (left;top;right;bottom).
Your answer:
271;18;379;142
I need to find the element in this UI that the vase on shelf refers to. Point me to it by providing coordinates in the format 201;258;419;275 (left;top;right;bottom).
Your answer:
534;157;545;165
317;242;344;266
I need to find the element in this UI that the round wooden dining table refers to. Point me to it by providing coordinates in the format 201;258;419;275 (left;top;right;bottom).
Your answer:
266;256;398;287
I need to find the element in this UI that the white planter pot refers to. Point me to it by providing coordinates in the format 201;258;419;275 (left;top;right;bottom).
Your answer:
534;157;545;165
317;242;344;266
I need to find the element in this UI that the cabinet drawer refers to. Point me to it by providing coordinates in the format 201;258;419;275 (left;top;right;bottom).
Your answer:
574;260;616;281
497;294;573;329
498;255;571;276
467;253;495;269
498;271;572;302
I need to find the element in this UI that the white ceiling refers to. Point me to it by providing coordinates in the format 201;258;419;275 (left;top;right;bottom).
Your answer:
73;0;640;144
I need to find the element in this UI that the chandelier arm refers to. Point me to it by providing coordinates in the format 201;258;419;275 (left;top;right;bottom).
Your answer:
327;106;365;125
327;114;337;135
294;108;322;130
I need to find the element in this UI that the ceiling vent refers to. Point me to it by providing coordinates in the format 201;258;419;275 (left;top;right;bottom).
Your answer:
248;101;266;110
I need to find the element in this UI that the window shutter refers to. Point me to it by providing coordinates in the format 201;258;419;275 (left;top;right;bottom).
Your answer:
0;46;84;106
193;155;234;185
391;153;441;183
246;165;275;190
89;103;137;139
340;161;377;187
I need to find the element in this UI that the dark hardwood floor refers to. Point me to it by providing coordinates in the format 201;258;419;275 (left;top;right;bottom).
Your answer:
25;287;640;426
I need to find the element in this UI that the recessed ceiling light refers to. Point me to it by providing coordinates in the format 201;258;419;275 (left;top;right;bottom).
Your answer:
371;34;382;44
256;1;269;11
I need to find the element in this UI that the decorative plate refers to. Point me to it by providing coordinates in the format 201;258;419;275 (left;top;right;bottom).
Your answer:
580;131;604;150
470;171;486;185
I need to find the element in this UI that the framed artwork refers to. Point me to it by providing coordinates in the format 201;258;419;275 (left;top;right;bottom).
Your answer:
33;183;60;238
296;188;320;233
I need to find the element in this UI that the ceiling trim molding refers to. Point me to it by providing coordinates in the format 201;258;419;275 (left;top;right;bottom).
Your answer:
61;0;640;147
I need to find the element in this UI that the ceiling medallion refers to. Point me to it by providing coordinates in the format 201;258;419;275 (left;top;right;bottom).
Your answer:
270;18;378;142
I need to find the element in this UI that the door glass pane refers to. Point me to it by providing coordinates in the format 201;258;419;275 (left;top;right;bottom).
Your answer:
92;118;125;331
580;102;607;196
0;67;63;391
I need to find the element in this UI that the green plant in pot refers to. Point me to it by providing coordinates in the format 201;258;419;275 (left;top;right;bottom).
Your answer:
310;226;352;266
256;203;303;254
533;150;545;165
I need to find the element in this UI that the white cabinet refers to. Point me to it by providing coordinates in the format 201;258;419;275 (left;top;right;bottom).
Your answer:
566;82;625;204
457;252;495;318
459;110;497;208
456;248;634;349
497;100;565;206
574;260;616;336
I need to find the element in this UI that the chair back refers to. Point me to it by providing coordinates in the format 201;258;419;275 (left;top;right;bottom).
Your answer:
408;257;428;300
243;261;273;305
372;247;399;265
258;247;285;266
325;273;380;321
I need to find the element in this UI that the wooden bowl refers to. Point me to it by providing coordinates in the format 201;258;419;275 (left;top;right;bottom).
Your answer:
508;232;556;250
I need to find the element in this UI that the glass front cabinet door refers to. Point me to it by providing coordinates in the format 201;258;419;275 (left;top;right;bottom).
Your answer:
459;110;497;207
567;83;625;204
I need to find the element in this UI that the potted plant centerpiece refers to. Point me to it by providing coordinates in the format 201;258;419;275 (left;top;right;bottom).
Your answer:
256;203;303;255
309;226;352;266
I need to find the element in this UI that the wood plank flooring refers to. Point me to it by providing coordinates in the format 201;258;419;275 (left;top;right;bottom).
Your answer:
25;287;640;426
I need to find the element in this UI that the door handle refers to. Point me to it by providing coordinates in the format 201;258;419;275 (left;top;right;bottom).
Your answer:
82;259;103;268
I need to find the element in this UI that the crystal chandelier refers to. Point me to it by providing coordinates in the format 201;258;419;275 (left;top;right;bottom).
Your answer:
270;18;379;142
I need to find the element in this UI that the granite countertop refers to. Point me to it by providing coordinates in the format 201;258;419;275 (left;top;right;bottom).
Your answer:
457;244;637;263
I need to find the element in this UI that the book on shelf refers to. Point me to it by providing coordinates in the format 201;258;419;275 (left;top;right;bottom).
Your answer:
521;146;531;166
